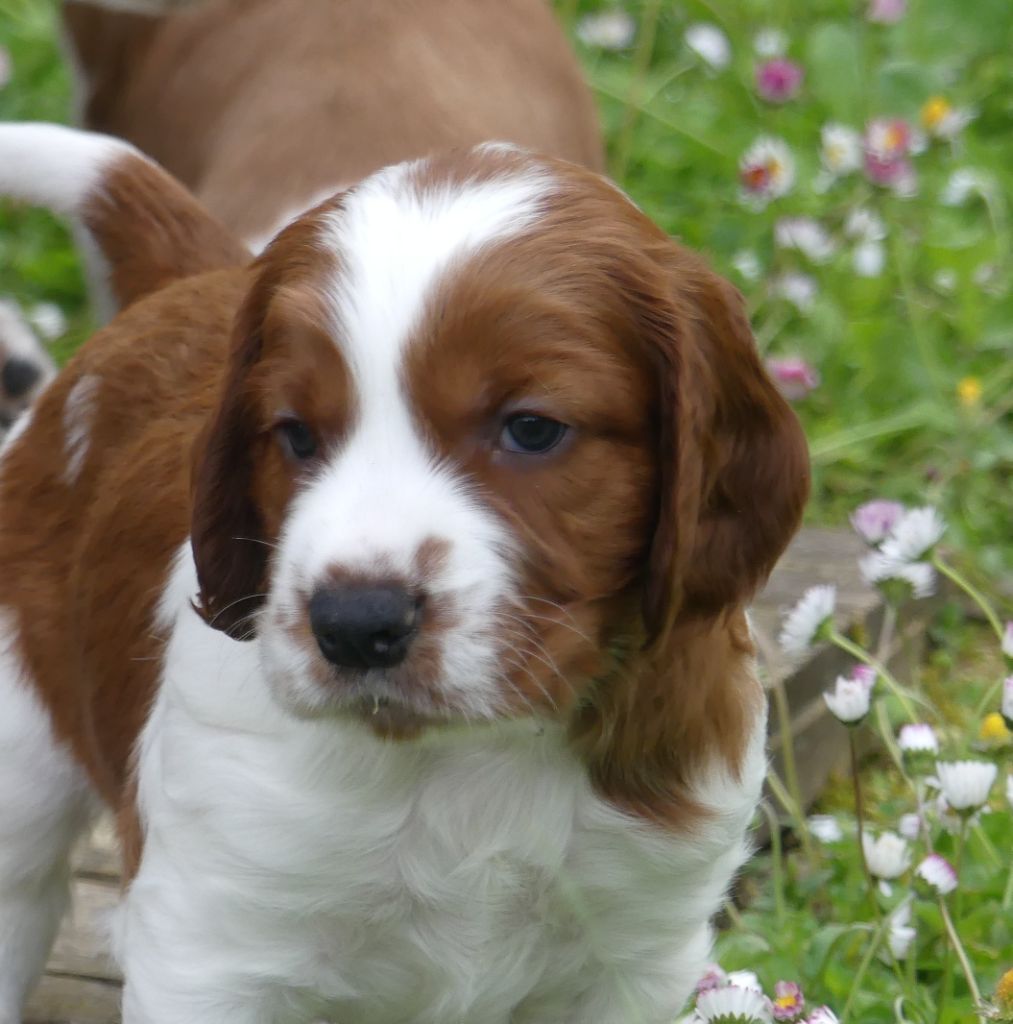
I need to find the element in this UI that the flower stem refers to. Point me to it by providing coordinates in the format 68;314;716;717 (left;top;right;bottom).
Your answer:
830;630;921;721
939;897;983;1016
840;918;888;1024
932;554;1004;642
759;800;787;926
771;677;816;862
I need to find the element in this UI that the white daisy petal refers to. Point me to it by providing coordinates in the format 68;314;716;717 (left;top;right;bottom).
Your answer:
862;830;910;879
935;760;997;811
898;723;938;755
824;676;872;724
696;983;772;1023
685;23;731;71
778;585;836;658
915;853;958;895
879;507;946;563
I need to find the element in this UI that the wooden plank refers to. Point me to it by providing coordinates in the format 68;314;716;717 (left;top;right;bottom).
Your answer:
47;878;121;984
25;974;121;1024
71;818;121;881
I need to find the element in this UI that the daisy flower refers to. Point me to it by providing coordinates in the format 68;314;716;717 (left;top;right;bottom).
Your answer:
771;981;804;1021
867;0;906;23
697;964;730;994
898;722;939;756
805;1008;839;1024
862;830;911;880
740;137;796;206
770;272;817;313
756;59;803;104
727;971;764;993
807;815;844;843
732;250;762;282
696;983;773;1024
920;96;974;140
775;218;836;263
765;357;819;401
898;812;922;840
1002;622;1013;662
850;499;904;545
820;124;863;177
940;167;989;206
824;675;872;725
1004;677;1013;731
575;11;636;50
754;29;788;58
914;853;958;897
859;553;936;600
879;507;946;563
980;711;1011;747
779;585;836;658
685;24;731;71
887;902;916;959
935;760;998;811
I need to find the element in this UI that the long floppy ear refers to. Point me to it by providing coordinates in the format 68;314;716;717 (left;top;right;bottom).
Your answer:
189;284;270;640
641;251;810;639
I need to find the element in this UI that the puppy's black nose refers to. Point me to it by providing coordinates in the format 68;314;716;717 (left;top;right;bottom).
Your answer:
1;357;42;398
309;585;420;669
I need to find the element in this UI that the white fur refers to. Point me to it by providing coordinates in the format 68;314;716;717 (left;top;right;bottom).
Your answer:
116;548;766;1024
261;169;552;719
0;123;135;217
0;611;95;1023
62;374;100;486
0;300;57;437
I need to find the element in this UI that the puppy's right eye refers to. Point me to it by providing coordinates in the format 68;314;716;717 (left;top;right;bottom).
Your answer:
276;418;317;460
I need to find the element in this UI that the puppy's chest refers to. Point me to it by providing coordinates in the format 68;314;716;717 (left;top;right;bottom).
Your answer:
139;712;685;1019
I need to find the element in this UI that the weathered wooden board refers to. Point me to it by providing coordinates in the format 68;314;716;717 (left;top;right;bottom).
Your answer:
25;526;931;1024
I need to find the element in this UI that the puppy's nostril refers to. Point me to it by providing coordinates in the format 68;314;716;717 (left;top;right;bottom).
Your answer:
308;585;420;670
1;357;42;399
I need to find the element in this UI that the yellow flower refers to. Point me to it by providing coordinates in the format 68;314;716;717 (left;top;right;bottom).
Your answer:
996;967;1013;1013
921;96;952;131
980;712;1011;747
958;377;982;407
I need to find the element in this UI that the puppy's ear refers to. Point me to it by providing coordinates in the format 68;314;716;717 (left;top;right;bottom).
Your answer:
190;285;270;640
0;123;248;319
638;249;810;640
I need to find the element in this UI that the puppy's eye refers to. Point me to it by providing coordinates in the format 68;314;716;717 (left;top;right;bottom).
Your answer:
276;418;317;460
500;413;568;454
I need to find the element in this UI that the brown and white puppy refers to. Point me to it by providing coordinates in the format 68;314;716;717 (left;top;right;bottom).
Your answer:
0;124;808;1023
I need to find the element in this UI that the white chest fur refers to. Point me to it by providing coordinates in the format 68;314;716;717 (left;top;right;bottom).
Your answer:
117;551;766;1024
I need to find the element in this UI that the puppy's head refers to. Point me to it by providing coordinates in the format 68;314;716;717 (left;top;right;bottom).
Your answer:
0;299;57;433
191;147;809;743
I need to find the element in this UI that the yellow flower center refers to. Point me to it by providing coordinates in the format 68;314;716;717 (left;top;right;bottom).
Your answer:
774;995;797;1009
996;967;1013;1011
957;376;982;407
980;712;1011;745
922;96;952;130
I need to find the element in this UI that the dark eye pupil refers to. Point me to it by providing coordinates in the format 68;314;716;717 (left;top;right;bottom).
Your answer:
280;419;316;459
504;414;566;453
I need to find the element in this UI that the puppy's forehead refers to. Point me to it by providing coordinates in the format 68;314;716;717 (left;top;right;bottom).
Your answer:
316;151;556;379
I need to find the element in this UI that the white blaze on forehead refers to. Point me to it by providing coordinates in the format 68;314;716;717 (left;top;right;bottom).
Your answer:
320;162;552;408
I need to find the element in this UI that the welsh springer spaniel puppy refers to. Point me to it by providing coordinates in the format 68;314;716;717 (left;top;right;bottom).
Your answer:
0;123;809;1024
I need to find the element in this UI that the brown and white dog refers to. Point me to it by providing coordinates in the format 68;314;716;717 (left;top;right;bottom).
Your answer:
0;123;809;1023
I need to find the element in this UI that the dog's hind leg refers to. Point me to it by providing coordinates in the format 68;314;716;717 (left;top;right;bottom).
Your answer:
0;613;95;1024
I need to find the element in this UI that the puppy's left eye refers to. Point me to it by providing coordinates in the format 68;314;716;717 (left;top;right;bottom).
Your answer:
276;418;317;460
500;413;568;454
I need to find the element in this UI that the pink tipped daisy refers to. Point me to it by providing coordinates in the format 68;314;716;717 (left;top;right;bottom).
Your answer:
823;675;872;725
697;964;730;994
779;586;836;659
850;499;905;545
696;983;773;1024
805;1009;840;1024
756;59;804;104
935;760;998;812
914;853;958;896
740;137;795;206
859;553;936;600
765;357;819;401
898;723;939;756
771;981;805;1021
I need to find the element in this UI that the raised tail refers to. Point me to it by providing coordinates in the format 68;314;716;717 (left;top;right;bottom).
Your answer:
0;123;248;318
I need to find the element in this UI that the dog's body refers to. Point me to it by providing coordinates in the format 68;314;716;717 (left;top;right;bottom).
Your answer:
0;123;809;1023
62;0;604;253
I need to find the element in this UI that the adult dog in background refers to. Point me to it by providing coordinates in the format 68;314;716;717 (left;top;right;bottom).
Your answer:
61;0;603;305
0;120;809;1022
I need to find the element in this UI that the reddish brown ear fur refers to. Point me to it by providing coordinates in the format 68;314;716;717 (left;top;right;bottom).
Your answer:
639;252;810;637
190;279;271;640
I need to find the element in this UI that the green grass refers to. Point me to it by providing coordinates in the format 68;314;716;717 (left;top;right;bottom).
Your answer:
1;1;1012;1022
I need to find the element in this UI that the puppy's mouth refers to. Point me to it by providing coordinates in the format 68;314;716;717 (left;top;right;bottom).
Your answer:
348;693;434;740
